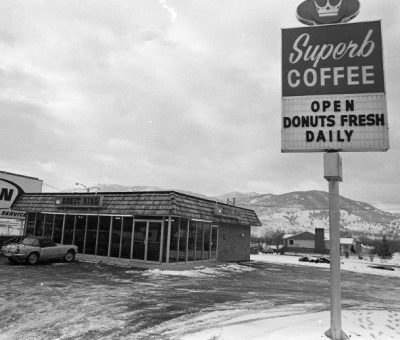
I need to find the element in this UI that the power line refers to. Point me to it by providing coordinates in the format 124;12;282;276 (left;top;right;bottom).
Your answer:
42;183;63;192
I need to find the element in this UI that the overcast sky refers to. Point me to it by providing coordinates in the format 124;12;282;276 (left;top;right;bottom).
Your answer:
1;0;399;210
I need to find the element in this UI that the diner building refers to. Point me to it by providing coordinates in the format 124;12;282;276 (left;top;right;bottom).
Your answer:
11;191;261;266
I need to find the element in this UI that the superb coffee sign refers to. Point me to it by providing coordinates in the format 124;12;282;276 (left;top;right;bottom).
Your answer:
281;21;389;152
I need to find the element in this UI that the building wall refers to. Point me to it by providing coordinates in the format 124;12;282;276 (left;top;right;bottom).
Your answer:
324;241;353;254
287;239;315;249
314;228;325;253
217;223;250;262
284;246;327;254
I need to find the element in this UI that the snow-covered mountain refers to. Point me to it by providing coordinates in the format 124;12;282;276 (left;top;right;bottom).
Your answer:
212;190;400;239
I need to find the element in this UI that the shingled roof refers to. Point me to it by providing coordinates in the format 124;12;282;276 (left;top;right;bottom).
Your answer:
12;191;261;226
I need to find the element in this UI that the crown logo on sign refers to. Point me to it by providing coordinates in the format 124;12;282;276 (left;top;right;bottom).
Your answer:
314;0;342;17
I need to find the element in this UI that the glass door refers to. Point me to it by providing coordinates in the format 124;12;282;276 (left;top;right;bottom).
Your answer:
146;221;162;262
132;220;163;262
133;221;146;260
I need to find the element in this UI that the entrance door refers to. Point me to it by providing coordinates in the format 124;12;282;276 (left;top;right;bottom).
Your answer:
146;221;162;262
133;221;146;260
132;220;162;262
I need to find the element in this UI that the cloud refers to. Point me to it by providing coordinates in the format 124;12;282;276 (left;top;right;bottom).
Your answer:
159;0;177;23
0;0;398;207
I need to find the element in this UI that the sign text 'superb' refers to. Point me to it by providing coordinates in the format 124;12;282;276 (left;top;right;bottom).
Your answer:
282;21;384;96
281;21;388;153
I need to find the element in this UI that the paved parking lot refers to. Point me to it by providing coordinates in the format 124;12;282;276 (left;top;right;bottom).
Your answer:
1;255;399;339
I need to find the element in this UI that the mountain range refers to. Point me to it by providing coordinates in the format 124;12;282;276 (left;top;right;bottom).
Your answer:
69;184;400;239
214;190;400;240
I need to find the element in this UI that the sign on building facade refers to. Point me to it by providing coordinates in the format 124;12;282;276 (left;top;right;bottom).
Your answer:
0;171;42;236
55;195;103;208
281;20;388;152
0;171;43;219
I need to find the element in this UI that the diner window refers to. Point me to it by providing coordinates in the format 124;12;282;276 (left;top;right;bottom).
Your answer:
53;215;64;243
211;226;217;259
196;222;204;260
187;221;196;261
34;213;44;237
85;216;98;255
110;217;122;258
169;219;179;262
74;215;86;253
97;216;111;256
162;219;168;262
147;221;162;262
63;215;75;245
133;221;146;260
121;217;133;259
203;223;211;259
25;213;36;236
289;239;294;246
43;214;54;238
178;219;188;262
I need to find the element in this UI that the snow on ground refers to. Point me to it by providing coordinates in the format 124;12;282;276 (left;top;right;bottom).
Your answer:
146;254;400;340
158;304;400;340
142;263;255;278
251;252;400;278
2;254;400;339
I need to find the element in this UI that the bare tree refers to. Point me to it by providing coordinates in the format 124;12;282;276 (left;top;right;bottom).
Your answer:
264;229;286;253
250;235;263;246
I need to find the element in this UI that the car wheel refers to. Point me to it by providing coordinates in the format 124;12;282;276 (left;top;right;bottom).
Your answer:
64;250;75;262
27;252;39;265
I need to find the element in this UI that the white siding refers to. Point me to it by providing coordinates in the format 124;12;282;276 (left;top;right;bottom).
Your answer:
288;239;315;249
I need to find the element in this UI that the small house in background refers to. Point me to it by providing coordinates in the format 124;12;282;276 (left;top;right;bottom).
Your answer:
283;231;316;253
283;228;354;255
355;242;375;256
324;236;354;254
11;191;261;267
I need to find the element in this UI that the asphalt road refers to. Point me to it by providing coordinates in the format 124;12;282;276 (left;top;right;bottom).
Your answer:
0;255;399;339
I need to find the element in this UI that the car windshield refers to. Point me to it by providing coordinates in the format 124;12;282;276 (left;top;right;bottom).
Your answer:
21;237;39;246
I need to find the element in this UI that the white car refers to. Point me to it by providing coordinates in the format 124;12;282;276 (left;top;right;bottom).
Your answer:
1;237;78;265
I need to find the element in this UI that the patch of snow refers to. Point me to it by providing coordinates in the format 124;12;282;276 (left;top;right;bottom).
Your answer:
142;264;255;278
251;253;400;278
145;301;400;340
177;309;400;340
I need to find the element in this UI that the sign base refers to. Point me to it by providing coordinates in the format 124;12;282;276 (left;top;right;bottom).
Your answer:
325;328;349;340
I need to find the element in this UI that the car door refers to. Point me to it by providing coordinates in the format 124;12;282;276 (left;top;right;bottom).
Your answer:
39;239;59;260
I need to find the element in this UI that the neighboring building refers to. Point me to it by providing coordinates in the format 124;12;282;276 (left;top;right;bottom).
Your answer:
324;237;354;254
284;228;354;254
355;242;375;256
11;191;261;267
0;171;42;236
283;231;318;253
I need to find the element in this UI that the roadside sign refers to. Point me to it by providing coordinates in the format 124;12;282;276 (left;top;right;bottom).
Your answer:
281;20;389;153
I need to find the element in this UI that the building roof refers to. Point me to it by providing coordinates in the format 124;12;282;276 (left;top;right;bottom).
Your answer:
11;191;262;226
0;170;41;181
286;231;315;241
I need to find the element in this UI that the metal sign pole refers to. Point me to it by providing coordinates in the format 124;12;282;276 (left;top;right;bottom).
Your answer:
324;152;347;340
